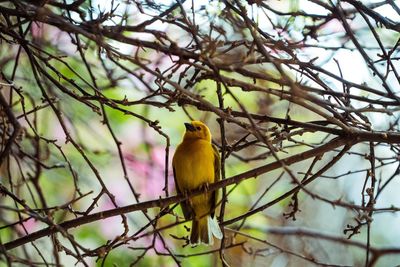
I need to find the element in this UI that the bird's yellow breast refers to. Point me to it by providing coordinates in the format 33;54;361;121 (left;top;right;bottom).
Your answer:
173;139;215;192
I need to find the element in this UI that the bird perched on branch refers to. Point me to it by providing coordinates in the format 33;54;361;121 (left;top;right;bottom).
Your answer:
172;121;223;245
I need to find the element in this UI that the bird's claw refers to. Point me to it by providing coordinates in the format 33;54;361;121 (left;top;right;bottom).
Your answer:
183;190;189;198
200;182;210;192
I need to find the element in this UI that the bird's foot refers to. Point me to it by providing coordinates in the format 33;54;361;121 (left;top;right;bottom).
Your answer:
200;182;210;192
183;189;190;200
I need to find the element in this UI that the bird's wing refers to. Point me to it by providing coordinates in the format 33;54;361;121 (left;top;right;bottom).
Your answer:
211;143;221;218
173;166;192;220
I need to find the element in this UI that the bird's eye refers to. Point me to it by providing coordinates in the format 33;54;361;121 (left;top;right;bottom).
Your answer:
196;126;201;130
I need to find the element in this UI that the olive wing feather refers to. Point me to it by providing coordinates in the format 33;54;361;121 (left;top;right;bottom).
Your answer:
173;166;192;220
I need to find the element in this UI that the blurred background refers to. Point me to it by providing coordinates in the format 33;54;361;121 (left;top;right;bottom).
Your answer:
1;0;400;266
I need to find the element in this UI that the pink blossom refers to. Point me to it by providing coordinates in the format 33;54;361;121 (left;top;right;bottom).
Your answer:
16;217;38;234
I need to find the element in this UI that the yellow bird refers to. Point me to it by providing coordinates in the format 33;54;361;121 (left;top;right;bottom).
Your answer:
172;121;223;245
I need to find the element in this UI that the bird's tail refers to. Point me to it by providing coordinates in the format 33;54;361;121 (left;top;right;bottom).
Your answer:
191;215;223;245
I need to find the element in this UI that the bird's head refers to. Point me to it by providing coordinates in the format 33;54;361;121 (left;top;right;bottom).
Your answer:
183;121;212;142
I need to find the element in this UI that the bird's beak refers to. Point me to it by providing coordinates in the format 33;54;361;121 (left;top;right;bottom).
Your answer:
184;122;196;132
